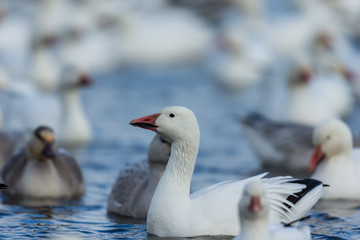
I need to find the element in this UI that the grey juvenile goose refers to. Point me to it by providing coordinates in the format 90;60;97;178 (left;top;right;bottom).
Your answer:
107;134;171;218
1;126;85;199
240;112;360;176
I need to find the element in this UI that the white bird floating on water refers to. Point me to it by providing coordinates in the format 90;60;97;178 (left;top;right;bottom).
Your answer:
130;106;324;237
240;112;360;176
276;60;353;125
309;119;360;200
3;66;93;150
233;181;311;240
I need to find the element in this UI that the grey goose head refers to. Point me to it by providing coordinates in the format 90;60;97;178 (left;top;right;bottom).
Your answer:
27;126;57;161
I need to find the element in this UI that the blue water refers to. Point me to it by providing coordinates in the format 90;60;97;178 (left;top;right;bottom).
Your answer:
1;66;360;239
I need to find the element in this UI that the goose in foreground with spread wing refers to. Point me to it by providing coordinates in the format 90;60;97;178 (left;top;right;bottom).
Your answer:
130;106;324;237
233;181;311;240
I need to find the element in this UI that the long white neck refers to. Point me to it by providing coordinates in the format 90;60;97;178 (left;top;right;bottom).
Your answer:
59;87;91;147
32;47;59;93
240;217;271;240
147;134;200;224
61;89;85;122
157;138;198;198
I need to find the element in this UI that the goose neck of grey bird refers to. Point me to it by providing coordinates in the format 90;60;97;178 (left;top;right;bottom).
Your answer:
147;161;166;191
240;216;270;240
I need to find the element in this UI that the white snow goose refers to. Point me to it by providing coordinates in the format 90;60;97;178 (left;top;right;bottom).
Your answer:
240;112;360;176
233;181;311;240
130;106;325;237
309;118;360;200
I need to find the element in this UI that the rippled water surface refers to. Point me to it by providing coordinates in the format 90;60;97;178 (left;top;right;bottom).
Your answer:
1;67;360;239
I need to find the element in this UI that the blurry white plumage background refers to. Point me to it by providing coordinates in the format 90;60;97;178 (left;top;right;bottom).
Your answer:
0;0;360;239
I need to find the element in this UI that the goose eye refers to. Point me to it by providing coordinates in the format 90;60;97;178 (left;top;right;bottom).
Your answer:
169;113;175;118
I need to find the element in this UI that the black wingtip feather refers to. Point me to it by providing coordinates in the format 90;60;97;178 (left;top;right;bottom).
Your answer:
284;179;323;209
0;183;8;189
282;215;312;227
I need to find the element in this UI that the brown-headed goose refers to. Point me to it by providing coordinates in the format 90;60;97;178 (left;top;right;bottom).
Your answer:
1;126;85;199
107;134;171;218
130;106;324;237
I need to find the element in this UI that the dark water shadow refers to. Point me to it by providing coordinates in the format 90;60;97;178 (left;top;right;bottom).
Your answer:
147;234;233;240
106;211;146;225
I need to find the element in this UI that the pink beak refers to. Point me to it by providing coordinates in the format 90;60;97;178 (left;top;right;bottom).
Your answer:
308;145;325;172
130;113;161;132
249;196;261;213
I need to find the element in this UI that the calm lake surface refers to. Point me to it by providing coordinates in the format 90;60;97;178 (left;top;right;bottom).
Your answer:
1;66;360;239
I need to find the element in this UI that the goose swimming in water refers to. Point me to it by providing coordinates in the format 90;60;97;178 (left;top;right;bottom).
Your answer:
107;134;171;218
130;106;324;237
309;119;360;200
233;181;311;240
1;126;85;199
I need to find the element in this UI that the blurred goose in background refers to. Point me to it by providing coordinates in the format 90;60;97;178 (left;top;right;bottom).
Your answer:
240;112;360;176
233;182;311;240
214;29;264;90
57;66;93;149
214;0;272;90
325;0;360;42
0;3;32;78
33;0;69;37
130;106;324;237
240;112;313;175
107;134;171;218
1;126;85;199
2;65;93;150
269;0;340;61
272;58;353;125
110;4;214;66
59;3;114;73
309;119;360;200
30;31;60;93
283;62;333;125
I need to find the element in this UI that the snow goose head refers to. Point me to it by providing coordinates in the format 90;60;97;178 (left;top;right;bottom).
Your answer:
309;119;352;171
60;65;93;90
239;181;269;221
130;106;200;143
